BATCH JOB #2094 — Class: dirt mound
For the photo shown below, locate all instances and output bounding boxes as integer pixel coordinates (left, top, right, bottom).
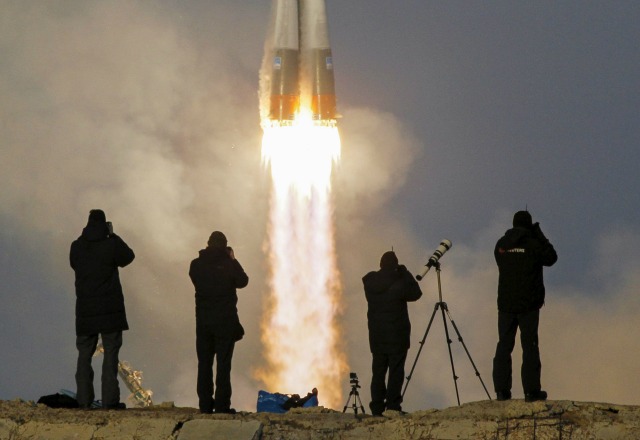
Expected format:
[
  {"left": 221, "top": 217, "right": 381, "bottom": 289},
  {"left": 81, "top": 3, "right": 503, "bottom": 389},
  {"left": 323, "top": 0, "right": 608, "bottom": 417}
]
[{"left": 2, "top": 398, "right": 639, "bottom": 439}]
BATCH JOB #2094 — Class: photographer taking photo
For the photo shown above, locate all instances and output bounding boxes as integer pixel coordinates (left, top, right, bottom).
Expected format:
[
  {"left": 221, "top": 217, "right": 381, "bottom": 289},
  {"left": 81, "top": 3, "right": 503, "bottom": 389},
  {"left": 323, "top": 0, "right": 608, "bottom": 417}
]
[
  {"left": 363, "top": 250, "right": 422, "bottom": 415},
  {"left": 70, "top": 209, "right": 135, "bottom": 410},
  {"left": 492, "top": 210, "right": 557, "bottom": 403},
  {"left": 189, "top": 231, "right": 249, "bottom": 414}
]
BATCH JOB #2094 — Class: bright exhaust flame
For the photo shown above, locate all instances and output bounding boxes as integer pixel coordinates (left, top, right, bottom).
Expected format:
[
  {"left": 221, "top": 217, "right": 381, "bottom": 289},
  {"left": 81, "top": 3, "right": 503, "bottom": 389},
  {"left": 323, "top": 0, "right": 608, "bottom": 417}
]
[{"left": 259, "top": 109, "right": 346, "bottom": 408}]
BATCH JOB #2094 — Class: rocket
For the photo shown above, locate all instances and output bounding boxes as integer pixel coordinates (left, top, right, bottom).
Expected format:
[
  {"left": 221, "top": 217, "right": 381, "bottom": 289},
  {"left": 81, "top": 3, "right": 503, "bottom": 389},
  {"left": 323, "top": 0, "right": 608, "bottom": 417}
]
[{"left": 269, "top": 0, "right": 337, "bottom": 121}]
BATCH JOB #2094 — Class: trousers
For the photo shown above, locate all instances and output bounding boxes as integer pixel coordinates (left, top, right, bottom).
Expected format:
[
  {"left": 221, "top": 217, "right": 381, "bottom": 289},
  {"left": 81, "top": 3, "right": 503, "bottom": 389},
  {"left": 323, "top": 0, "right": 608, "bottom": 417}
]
[
  {"left": 196, "top": 326, "right": 236, "bottom": 413},
  {"left": 492, "top": 308, "right": 542, "bottom": 394},
  {"left": 370, "top": 351, "right": 407, "bottom": 415},
  {"left": 76, "top": 331, "right": 122, "bottom": 408}
]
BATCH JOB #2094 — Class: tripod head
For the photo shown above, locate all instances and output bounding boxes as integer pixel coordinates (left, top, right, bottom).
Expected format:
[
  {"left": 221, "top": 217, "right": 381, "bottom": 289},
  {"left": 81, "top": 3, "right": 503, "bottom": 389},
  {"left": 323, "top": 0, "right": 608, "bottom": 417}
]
[{"left": 349, "top": 372, "right": 361, "bottom": 389}]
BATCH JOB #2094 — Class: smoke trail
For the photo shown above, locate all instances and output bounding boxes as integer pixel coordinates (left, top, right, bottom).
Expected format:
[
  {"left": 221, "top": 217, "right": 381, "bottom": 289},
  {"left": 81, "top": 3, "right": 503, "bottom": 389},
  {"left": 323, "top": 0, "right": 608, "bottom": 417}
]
[{"left": 258, "top": 118, "right": 346, "bottom": 407}]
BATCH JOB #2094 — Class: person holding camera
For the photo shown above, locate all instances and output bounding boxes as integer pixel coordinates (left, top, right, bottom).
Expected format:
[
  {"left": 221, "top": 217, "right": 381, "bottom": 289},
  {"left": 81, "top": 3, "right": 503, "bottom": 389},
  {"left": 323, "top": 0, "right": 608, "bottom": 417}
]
[
  {"left": 363, "top": 250, "right": 422, "bottom": 415},
  {"left": 492, "top": 210, "right": 557, "bottom": 402},
  {"left": 189, "top": 231, "right": 249, "bottom": 414},
  {"left": 70, "top": 209, "right": 135, "bottom": 409}
]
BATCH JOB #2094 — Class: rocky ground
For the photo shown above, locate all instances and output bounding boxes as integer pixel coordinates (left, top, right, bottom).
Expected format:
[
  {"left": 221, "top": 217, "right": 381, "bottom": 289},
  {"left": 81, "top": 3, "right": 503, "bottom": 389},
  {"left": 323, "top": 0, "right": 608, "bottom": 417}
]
[{"left": 1, "top": 398, "right": 640, "bottom": 439}]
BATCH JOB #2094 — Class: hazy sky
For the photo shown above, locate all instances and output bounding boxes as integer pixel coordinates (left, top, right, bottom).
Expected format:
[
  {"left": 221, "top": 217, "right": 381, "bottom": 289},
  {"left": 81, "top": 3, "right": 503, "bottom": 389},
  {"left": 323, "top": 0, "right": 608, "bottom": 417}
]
[{"left": 1, "top": 1, "right": 639, "bottom": 411}]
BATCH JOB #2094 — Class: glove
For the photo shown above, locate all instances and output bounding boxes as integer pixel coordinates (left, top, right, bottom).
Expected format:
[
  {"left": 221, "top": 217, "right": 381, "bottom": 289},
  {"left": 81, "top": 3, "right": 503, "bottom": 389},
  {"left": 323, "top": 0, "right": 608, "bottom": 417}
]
[{"left": 531, "top": 222, "right": 549, "bottom": 243}]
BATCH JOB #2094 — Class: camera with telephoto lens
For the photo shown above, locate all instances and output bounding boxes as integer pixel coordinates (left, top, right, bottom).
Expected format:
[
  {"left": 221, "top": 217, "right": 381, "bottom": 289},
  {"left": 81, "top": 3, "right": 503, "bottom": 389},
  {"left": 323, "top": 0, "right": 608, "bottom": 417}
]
[{"left": 416, "top": 239, "right": 452, "bottom": 280}]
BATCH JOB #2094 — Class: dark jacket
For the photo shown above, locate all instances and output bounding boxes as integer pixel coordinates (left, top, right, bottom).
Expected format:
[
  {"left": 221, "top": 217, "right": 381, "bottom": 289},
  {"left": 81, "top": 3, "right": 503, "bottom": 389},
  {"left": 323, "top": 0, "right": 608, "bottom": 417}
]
[
  {"left": 363, "top": 265, "right": 423, "bottom": 354},
  {"left": 189, "top": 247, "right": 249, "bottom": 342},
  {"left": 494, "top": 226, "right": 558, "bottom": 313},
  {"left": 70, "top": 221, "right": 135, "bottom": 336}
]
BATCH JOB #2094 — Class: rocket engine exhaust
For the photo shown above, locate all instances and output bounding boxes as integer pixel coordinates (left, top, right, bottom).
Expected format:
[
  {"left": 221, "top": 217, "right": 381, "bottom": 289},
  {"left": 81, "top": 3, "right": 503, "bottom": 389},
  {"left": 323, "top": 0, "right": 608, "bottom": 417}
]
[{"left": 259, "top": 0, "right": 346, "bottom": 408}]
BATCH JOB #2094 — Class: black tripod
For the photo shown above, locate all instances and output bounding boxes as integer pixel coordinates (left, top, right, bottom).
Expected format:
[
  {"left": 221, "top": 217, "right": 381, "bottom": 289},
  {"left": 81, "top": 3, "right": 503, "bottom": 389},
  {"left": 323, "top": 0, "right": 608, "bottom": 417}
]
[
  {"left": 343, "top": 375, "right": 366, "bottom": 415},
  {"left": 402, "top": 262, "right": 491, "bottom": 405}
]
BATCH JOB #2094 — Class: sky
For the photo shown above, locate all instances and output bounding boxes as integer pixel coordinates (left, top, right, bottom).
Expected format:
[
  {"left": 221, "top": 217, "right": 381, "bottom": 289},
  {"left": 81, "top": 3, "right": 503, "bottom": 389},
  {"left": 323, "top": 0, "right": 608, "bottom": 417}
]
[{"left": 1, "top": 0, "right": 639, "bottom": 412}]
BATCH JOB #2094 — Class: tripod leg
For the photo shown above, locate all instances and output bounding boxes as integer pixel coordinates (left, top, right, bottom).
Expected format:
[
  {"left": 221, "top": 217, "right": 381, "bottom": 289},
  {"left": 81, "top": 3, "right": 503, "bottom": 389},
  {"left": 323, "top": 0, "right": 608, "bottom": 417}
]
[
  {"left": 440, "top": 302, "right": 461, "bottom": 406},
  {"left": 402, "top": 302, "right": 440, "bottom": 398},
  {"left": 355, "top": 393, "right": 366, "bottom": 414},
  {"left": 344, "top": 387, "right": 367, "bottom": 415},
  {"left": 445, "top": 308, "right": 492, "bottom": 400},
  {"left": 342, "top": 389, "right": 355, "bottom": 413}
]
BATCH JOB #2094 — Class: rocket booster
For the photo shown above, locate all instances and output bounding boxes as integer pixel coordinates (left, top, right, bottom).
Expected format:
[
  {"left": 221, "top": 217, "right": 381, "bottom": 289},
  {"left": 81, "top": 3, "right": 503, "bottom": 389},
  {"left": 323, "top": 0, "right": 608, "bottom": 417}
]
[
  {"left": 269, "top": 0, "right": 299, "bottom": 121},
  {"left": 269, "top": 0, "right": 337, "bottom": 121}
]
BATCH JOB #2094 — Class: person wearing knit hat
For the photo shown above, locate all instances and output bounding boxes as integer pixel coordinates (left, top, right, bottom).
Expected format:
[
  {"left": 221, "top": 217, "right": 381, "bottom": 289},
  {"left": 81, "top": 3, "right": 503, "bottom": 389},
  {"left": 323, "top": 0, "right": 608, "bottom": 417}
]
[
  {"left": 379, "top": 251, "right": 399, "bottom": 270},
  {"left": 362, "top": 250, "right": 422, "bottom": 416},
  {"left": 512, "top": 210, "right": 533, "bottom": 229},
  {"left": 88, "top": 209, "right": 106, "bottom": 223},
  {"left": 70, "top": 209, "right": 135, "bottom": 409},
  {"left": 207, "top": 231, "right": 227, "bottom": 249},
  {"left": 189, "top": 231, "right": 249, "bottom": 414},
  {"left": 493, "top": 210, "right": 557, "bottom": 403}
]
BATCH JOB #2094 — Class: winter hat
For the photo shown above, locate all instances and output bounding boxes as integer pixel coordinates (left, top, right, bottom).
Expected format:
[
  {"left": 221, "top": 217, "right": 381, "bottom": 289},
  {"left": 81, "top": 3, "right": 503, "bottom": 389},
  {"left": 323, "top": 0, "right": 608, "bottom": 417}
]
[
  {"left": 380, "top": 251, "right": 399, "bottom": 269},
  {"left": 513, "top": 210, "right": 533, "bottom": 228},
  {"left": 208, "top": 231, "right": 228, "bottom": 249},
  {"left": 88, "top": 209, "right": 106, "bottom": 223}
]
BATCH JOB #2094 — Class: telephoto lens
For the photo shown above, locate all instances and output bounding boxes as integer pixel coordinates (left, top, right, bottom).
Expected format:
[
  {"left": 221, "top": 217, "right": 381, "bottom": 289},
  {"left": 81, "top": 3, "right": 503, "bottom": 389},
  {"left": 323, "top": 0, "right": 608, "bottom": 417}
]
[
  {"left": 429, "top": 240, "right": 452, "bottom": 265},
  {"left": 417, "top": 239, "right": 452, "bottom": 280}
]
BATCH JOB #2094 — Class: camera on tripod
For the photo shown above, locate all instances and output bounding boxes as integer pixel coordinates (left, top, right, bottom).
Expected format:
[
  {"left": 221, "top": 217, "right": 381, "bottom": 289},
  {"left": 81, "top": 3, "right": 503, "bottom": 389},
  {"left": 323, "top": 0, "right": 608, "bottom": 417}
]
[
  {"left": 403, "top": 238, "right": 492, "bottom": 405},
  {"left": 344, "top": 372, "right": 365, "bottom": 415}
]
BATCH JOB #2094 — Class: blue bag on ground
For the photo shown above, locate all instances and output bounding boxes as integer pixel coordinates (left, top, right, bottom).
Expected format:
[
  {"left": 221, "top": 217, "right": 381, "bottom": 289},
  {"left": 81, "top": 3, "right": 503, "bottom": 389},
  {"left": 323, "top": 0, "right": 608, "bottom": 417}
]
[
  {"left": 304, "top": 395, "right": 318, "bottom": 407},
  {"left": 257, "top": 390, "right": 289, "bottom": 413},
  {"left": 257, "top": 390, "right": 319, "bottom": 413}
]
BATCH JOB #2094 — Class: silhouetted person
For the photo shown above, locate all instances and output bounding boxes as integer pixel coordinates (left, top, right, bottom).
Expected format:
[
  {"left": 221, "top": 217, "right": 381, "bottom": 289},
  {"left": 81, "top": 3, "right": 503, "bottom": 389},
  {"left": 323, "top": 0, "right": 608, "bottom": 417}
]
[
  {"left": 493, "top": 210, "right": 557, "bottom": 402},
  {"left": 70, "top": 209, "right": 135, "bottom": 409},
  {"left": 363, "top": 251, "right": 422, "bottom": 415},
  {"left": 189, "top": 231, "right": 248, "bottom": 414}
]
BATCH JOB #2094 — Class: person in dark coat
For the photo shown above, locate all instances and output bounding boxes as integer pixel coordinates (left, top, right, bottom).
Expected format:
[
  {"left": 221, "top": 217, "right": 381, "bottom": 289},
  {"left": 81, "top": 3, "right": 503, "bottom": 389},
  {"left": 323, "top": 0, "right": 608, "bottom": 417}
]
[
  {"left": 493, "top": 210, "right": 557, "bottom": 402},
  {"left": 363, "top": 251, "right": 422, "bottom": 415},
  {"left": 69, "top": 209, "right": 135, "bottom": 409},
  {"left": 189, "top": 231, "right": 249, "bottom": 414}
]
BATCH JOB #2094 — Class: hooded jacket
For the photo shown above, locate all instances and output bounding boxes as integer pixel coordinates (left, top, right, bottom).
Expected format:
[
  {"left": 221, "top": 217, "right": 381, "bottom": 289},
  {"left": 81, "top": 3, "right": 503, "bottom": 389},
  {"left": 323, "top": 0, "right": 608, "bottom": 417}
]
[
  {"left": 494, "top": 226, "right": 557, "bottom": 313},
  {"left": 363, "top": 265, "right": 422, "bottom": 353},
  {"left": 70, "top": 220, "right": 135, "bottom": 336},
  {"left": 189, "top": 246, "right": 249, "bottom": 342}
]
